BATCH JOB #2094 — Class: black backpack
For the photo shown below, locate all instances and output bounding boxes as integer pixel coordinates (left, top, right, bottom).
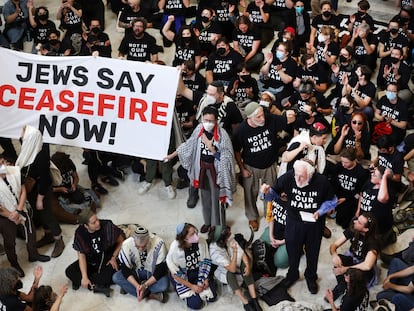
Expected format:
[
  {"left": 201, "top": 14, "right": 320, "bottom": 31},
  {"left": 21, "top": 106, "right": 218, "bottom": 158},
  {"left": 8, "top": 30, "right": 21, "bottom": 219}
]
[{"left": 252, "top": 239, "right": 276, "bottom": 277}]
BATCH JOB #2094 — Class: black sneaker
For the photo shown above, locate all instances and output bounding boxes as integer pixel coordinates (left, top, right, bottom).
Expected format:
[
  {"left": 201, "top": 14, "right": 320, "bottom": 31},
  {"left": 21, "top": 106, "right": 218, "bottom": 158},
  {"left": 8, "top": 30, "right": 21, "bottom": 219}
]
[
  {"left": 281, "top": 277, "right": 298, "bottom": 288},
  {"left": 187, "top": 186, "right": 199, "bottom": 208},
  {"left": 92, "top": 183, "right": 108, "bottom": 195},
  {"left": 176, "top": 179, "right": 189, "bottom": 189},
  {"left": 12, "top": 264, "right": 25, "bottom": 278},
  {"left": 102, "top": 176, "right": 119, "bottom": 186},
  {"left": 306, "top": 278, "right": 319, "bottom": 294},
  {"left": 36, "top": 233, "right": 55, "bottom": 248},
  {"left": 29, "top": 254, "right": 51, "bottom": 262}
]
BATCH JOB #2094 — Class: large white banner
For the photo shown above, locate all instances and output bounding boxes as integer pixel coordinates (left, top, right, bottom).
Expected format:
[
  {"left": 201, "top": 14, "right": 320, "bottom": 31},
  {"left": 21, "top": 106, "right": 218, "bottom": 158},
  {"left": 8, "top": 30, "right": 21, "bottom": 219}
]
[{"left": 0, "top": 47, "right": 180, "bottom": 160}]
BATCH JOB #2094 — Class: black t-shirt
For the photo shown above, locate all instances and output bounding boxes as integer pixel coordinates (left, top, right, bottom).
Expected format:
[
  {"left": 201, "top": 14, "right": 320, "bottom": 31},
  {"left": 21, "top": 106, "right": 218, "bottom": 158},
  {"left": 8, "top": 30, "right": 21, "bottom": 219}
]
[
  {"left": 349, "top": 12, "right": 374, "bottom": 31},
  {"left": 232, "top": 27, "right": 261, "bottom": 54},
  {"left": 184, "top": 243, "right": 200, "bottom": 271},
  {"left": 273, "top": 170, "right": 335, "bottom": 220},
  {"left": 246, "top": 2, "right": 272, "bottom": 29},
  {"left": 377, "top": 57, "right": 411, "bottom": 91},
  {"left": 288, "top": 92, "right": 329, "bottom": 111},
  {"left": 118, "top": 6, "right": 151, "bottom": 36},
  {"left": 327, "top": 128, "right": 371, "bottom": 159},
  {"left": 379, "top": 32, "right": 409, "bottom": 53},
  {"left": 61, "top": 1, "right": 83, "bottom": 34},
  {"left": 163, "top": 0, "right": 186, "bottom": 16},
  {"left": 293, "top": 113, "right": 330, "bottom": 134},
  {"left": 376, "top": 96, "right": 408, "bottom": 144},
  {"left": 265, "top": 57, "right": 297, "bottom": 90},
  {"left": 311, "top": 14, "right": 341, "bottom": 39},
  {"left": 271, "top": 198, "right": 287, "bottom": 240},
  {"left": 378, "top": 151, "right": 405, "bottom": 192},
  {"left": 183, "top": 72, "right": 206, "bottom": 94},
  {"left": 295, "top": 66, "right": 329, "bottom": 89},
  {"left": 353, "top": 33, "right": 378, "bottom": 69},
  {"left": 344, "top": 227, "right": 380, "bottom": 261},
  {"left": 341, "top": 290, "right": 369, "bottom": 311},
  {"left": 360, "top": 181, "right": 394, "bottom": 234},
  {"left": 315, "top": 41, "right": 339, "bottom": 67},
  {"left": 348, "top": 77, "right": 376, "bottom": 107},
  {"left": 193, "top": 21, "right": 222, "bottom": 55},
  {"left": 173, "top": 41, "right": 201, "bottom": 67},
  {"left": 206, "top": 49, "right": 244, "bottom": 83},
  {"left": 176, "top": 100, "right": 196, "bottom": 134},
  {"left": 227, "top": 76, "right": 259, "bottom": 103},
  {"left": 118, "top": 32, "right": 158, "bottom": 62},
  {"left": 234, "top": 114, "right": 288, "bottom": 169},
  {"left": 32, "top": 20, "right": 56, "bottom": 44},
  {"left": 200, "top": 130, "right": 216, "bottom": 163},
  {"left": 334, "top": 162, "right": 369, "bottom": 199},
  {"left": 0, "top": 294, "right": 26, "bottom": 311}
]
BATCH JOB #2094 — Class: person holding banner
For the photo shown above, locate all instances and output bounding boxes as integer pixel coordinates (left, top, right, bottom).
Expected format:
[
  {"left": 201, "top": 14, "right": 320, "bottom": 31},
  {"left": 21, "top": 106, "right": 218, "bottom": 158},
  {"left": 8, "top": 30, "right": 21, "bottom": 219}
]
[
  {"left": 15, "top": 125, "right": 65, "bottom": 259},
  {"left": 165, "top": 106, "right": 236, "bottom": 233}
]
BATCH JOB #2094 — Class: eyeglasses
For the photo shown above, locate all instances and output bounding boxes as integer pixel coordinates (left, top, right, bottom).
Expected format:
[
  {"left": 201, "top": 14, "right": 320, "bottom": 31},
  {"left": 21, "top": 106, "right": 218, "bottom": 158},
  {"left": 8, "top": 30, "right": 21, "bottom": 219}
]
[{"left": 352, "top": 120, "right": 363, "bottom": 125}]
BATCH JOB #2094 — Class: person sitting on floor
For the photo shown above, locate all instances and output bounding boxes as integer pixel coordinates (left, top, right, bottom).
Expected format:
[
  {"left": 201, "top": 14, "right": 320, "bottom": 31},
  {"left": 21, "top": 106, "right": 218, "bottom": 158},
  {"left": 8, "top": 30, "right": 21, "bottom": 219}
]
[
  {"left": 65, "top": 210, "right": 125, "bottom": 296},
  {"left": 208, "top": 225, "right": 262, "bottom": 311},
  {"left": 112, "top": 225, "right": 168, "bottom": 303}
]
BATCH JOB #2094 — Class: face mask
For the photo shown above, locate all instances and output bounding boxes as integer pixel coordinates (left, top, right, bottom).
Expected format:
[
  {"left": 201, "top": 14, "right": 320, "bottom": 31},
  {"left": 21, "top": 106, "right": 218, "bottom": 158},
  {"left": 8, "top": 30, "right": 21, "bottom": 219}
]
[
  {"left": 49, "top": 39, "right": 60, "bottom": 46},
  {"left": 187, "top": 233, "right": 199, "bottom": 244},
  {"left": 259, "top": 100, "right": 270, "bottom": 107},
  {"left": 322, "top": 11, "right": 331, "bottom": 18},
  {"left": 386, "top": 91, "right": 397, "bottom": 101},
  {"left": 401, "top": 17, "right": 409, "bottom": 24},
  {"left": 282, "top": 37, "right": 288, "bottom": 42},
  {"left": 205, "top": 94, "right": 216, "bottom": 105},
  {"left": 339, "top": 105, "right": 351, "bottom": 113},
  {"left": 203, "top": 121, "right": 215, "bottom": 132},
  {"left": 339, "top": 55, "right": 347, "bottom": 63},
  {"left": 295, "top": 6, "right": 304, "bottom": 14},
  {"left": 317, "top": 34, "right": 326, "bottom": 43},
  {"left": 276, "top": 51, "right": 284, "bottom": 60},
  {"left": 0, "top": 164, "right": 7, "bottom": 174},
  {"left": 182, "top": 37, "right": 191, "bottom": 44},
  {"left": 91, "top": 27, "right": 100, "bottom": 35},
  {"left": 38, "top": 14, "right": 48, "bottom": 21},
  {"left": 201, "top": 16, "right": 209, "bottom": 23},
  {"left": 239, "top": 74, "right": 250, "bottom": 80},
  {"left": 300, "top": 111, "right": 312, "bottom": 120},
  {"left": 15, "top": 280, "right": 23, "bottom": 290},
  {"left": 390, "top": 57, "right": 399, "bottom": 64},
  {"left": 217, "top": 47, "right": 226, "bottom": 56},
  {"left": 390, "top": 28, "right": 399, "bottom": 35},
  {"left": 308, "top": 63, "right": 318, "bottom": 72}
]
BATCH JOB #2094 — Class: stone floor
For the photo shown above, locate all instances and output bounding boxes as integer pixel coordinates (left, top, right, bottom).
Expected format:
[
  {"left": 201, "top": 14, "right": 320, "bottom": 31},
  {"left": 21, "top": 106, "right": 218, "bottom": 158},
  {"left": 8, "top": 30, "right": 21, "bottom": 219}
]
[{"left": 1, "top": 0, "right": 413, "bottom": 309}]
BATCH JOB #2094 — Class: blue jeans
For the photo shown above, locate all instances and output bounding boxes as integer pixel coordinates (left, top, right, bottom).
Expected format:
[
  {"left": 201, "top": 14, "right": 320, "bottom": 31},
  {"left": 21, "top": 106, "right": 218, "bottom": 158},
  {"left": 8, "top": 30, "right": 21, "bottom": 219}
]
[
  {"left": 377, "top": 258, "right": 414, "bottom": 311},
  {"left": 112, "top": 270, "right": 169, "bottom": 296}
]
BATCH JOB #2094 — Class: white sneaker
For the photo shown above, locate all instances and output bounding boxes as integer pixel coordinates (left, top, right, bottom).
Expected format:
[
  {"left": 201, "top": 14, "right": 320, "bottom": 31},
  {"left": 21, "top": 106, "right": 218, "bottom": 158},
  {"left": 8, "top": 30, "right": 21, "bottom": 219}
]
[
  {"left": 137, "top": 181, "right": 152, "bottom": 194},
  {"left": 166, "top": 185, "right": 176, "bottom": 199}
]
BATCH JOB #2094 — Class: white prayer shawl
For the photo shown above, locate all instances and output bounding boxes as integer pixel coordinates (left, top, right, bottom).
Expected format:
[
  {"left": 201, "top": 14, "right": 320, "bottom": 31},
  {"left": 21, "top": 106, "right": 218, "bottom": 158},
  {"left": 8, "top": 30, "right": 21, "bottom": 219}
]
[
  {"left": 0, "top": 166, "right": 22, "bottom": 212},
  {"left": 118, "top": 235, "right": 167, "bottom": 274},
  {"left": 195, "top": 95, "right": 234, "bottom": 122},
  {"left": 278, "top": 130, "right": 326, "bottom": 178},
  {"left": 15, "top": 125, "right": 43, "bottom": 169},
  {"left": 166, "top": 238, "right": 210, "bottom": 276}
]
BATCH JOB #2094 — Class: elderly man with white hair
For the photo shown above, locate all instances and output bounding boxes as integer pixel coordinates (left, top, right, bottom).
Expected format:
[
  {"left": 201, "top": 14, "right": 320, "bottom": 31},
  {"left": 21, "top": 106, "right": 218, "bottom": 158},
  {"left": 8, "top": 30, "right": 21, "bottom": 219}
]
[
  {"left": 233, "top": 102, "right": 295, "bottom": 231},
  {"left": 261, "top": 159, "right": 337, "bottom": 294},
  {"left": 112, "top": 225, "right": 169, "bottom": 303}
]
